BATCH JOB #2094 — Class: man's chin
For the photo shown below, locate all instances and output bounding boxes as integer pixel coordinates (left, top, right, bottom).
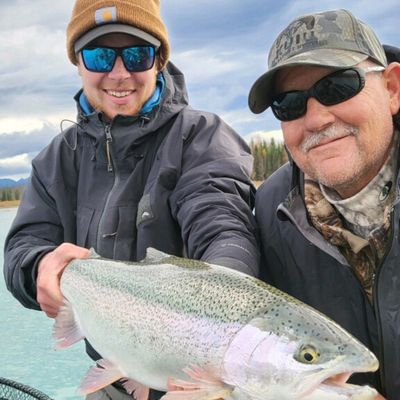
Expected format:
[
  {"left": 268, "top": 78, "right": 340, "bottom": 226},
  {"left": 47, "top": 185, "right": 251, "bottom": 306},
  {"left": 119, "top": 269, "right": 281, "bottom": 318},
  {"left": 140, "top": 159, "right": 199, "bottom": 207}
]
[{"left": 100, "top": 104, "right": 142, "bottom": 119}]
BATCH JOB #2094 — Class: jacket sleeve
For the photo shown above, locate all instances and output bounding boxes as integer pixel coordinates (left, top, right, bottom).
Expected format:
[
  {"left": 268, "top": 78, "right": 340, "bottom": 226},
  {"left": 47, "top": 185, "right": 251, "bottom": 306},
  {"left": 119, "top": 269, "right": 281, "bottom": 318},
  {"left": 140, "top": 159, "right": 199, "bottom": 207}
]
[
  {"left": 3, "top": 133, "right": 79, "bottom": 309},
  {"left": 169, "top": 111, "right": 260, "bottom": 277}
]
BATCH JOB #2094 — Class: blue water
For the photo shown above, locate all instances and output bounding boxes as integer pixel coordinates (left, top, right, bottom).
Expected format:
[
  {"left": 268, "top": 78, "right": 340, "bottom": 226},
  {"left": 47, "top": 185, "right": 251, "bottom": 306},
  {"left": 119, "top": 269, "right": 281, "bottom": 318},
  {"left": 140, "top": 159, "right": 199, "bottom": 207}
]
[{"left": 0, "top": 207, "right": 89, "bottom": 399}]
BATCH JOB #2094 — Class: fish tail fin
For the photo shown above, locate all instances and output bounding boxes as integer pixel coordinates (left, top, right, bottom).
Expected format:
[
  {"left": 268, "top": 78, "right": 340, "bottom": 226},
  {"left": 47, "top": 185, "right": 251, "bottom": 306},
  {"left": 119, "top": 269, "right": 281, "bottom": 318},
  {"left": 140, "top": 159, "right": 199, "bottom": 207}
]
[
  {"left": 163, "top": 365, "right": 233, "bottom": 400},
  {"left": 51, "top": 299, "right": 85, "bottom": 350}
]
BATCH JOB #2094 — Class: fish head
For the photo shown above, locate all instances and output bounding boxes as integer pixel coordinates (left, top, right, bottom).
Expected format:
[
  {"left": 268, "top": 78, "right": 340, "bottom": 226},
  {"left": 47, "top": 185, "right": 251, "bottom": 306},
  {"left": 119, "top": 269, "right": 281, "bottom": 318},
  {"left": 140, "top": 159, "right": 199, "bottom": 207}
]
[{"left": 223, "top": 304, "right": 379, "bottom": 400}]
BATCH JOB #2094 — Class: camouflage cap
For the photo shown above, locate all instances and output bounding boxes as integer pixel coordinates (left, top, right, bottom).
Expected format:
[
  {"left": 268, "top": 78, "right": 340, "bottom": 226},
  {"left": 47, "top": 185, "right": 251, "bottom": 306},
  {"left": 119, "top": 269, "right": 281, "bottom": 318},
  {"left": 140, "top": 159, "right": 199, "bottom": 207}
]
[{"left": 248, "top": 9, "right": 388, "bottom": 114}]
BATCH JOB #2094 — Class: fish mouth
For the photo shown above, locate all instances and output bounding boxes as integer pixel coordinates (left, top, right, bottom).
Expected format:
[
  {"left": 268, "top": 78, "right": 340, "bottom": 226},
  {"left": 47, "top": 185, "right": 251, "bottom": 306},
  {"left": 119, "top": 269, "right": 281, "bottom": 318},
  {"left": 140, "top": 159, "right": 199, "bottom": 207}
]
[{"left": 312, "top": 373, "right": 378, "bottom": 399}]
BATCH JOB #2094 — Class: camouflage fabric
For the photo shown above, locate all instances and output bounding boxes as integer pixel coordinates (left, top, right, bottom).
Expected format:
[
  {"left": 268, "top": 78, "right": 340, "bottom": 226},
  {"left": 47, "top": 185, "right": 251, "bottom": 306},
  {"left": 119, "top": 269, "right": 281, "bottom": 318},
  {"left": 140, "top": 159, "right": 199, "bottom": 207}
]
[
  {"left": 321, "top": 132, "right": 400, "bottom": 239},
  {"left": 304, "top": 179, "right": 393, "bottom": 305},
  {"left": 268, "top": 9, "right": 387, "bottom": 70},
  {"left": 249, "top": 9, "right": 387, "bottom": 114},
  {"left": 304, "top": 132, "right": 400, "bottom": 304}
]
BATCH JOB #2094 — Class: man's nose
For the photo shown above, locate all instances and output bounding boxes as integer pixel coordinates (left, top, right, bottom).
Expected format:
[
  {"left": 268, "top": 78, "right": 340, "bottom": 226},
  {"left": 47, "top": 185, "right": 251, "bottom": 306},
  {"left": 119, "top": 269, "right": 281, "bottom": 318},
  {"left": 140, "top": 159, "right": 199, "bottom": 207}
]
[
  {"left": 108, "top": 56, "right": 131, "bottom": 80},
  {"left": 302, "top": 97, "right": 336, "bottom": 131}
]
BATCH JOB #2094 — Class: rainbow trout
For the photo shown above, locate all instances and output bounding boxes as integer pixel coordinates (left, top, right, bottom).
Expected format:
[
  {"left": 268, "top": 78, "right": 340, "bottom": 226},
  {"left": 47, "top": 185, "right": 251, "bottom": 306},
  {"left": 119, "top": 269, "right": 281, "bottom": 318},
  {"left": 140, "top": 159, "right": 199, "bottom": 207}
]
[{"left": 52, "top": 248, "right": 379, "bottom": 400}]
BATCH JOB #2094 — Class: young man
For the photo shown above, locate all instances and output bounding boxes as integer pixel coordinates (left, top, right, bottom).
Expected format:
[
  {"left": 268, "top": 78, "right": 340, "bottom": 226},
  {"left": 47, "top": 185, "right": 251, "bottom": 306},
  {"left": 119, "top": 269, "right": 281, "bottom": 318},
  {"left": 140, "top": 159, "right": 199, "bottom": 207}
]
[
  {"left": 4, "top": 1, "right": 259, "bottom": 399},
  {"left": 249, "top": 9, "right": 400, "bottom": 400}
]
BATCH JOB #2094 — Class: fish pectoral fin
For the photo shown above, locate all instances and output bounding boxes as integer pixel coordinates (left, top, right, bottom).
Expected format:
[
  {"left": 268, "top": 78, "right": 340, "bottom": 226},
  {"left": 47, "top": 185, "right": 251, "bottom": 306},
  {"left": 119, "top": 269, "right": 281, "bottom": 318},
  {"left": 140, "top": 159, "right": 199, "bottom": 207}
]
[
  {"left": 122, "top": 379, "right": 150, "bottom": 400},
  {"left": 162, "top": 365, "right": 233, "bottom": 400},
  {"left": 51, "top": 299, "right": 85, "bottom": 350},
  {"left": 76, "top": 358, "right": 124, "bottom": 395}
]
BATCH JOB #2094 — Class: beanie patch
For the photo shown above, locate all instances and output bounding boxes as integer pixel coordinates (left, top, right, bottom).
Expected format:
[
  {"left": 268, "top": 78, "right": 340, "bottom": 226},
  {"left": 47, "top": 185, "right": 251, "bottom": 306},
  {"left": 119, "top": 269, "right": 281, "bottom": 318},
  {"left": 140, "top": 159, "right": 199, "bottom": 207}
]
[{"left": 95, "top": 7, "right": 117, "bottom": 24}]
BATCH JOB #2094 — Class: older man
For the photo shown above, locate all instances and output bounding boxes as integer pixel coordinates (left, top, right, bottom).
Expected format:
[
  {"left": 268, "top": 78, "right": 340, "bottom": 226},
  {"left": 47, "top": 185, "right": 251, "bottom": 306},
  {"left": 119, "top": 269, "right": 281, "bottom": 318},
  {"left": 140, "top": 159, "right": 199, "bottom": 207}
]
[
  {"left": 249, "top": 9, "right": 400, "bottom": 400},
  {"left": 4, "top": 0, "right": 259, "bottom": 399}
]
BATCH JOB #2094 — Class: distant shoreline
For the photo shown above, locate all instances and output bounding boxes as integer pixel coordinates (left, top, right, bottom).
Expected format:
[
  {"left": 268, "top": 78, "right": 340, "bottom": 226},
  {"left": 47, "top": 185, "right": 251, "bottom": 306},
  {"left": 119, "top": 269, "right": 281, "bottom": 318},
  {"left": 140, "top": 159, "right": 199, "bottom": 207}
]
[{"left": 0, "top": 200, "right": 20, "bottom": 208}]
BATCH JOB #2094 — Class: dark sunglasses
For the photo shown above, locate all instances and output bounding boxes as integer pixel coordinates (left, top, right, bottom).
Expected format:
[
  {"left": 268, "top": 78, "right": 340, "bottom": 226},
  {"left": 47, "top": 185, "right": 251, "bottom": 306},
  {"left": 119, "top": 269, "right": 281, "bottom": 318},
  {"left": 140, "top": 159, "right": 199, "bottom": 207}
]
[
  {"left": 271, "top": 66, "right": 385, "bottom": 122},
  {"left": 81, "top": 45, "right": 158, "bottom": 73}
]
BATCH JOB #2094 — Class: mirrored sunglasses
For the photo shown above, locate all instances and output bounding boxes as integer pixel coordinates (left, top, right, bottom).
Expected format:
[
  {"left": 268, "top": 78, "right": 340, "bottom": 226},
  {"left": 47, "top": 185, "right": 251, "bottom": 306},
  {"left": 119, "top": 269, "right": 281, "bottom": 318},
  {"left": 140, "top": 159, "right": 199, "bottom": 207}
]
[
  {"left": 271, "top": 66, "right": 385, "bottom": 122},
  {"left": 81, "top": 45, "right": 157, "bottom": 73}
]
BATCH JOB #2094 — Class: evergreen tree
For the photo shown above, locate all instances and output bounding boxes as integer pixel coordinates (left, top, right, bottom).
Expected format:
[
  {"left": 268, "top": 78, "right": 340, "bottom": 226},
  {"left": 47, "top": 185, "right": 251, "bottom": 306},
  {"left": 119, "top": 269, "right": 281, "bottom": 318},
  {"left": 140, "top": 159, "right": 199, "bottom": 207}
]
[{"left": 250, "top": 138, "right": 288, "bottom": 182}]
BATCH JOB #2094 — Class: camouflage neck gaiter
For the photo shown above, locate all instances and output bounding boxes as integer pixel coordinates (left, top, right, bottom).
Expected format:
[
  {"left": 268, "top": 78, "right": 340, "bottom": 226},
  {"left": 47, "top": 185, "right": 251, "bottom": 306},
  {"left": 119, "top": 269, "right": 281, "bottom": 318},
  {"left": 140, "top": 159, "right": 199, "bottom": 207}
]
[
  {"left": 304, "top": 130, "right": 399, "bottom": 304},
  {"left": 321, "top": 131, "right": 400, "bottom": 239}
]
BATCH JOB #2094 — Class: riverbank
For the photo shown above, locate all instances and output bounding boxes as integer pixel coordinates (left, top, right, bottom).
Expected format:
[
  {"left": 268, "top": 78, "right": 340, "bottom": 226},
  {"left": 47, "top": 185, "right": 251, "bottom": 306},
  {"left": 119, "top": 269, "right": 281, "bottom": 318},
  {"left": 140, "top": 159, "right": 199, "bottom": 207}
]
[{"left": 0, "top": 200, "right": 20, "bottom": 208}]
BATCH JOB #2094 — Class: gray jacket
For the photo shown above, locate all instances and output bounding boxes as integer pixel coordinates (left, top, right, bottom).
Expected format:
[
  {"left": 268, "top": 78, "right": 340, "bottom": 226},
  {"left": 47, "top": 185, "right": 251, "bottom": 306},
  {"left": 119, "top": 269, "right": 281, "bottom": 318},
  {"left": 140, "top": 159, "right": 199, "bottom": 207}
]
[
  {"left": 255, "top": 161, "right": 400, "bottom": 400},
  {"left": 4, "top": 61, "right": 259, "bottom": 314}
]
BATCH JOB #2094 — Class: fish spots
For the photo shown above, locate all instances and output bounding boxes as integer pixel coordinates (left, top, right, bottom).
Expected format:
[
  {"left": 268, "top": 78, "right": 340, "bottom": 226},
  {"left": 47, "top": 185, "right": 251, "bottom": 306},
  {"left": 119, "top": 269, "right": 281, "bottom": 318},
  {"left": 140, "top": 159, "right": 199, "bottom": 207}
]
[{"left": 168, "top": 256, "right": 211, "bottom": 270}]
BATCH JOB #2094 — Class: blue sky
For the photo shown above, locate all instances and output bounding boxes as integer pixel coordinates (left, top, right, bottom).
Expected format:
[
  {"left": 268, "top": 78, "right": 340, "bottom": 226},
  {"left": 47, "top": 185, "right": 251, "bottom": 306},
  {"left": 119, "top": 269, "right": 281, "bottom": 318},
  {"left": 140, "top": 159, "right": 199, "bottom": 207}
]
[{"left": 0, "top": 0, "right": 398, "bottom": 179}]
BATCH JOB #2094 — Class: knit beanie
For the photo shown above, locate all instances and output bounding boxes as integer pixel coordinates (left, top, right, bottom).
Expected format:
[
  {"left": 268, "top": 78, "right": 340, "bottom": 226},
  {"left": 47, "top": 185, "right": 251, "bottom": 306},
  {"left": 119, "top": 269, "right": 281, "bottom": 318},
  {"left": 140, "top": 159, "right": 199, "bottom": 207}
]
[{"left": 67, "top": 0, "right": 170, "bottom": 70}]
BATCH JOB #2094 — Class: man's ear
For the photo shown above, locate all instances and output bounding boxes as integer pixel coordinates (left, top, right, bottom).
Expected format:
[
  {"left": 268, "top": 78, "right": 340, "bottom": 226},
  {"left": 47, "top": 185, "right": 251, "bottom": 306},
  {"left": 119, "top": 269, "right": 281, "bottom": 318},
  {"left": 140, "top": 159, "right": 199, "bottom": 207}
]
[{"left": 384, "top": 62, "right": 400, "bottom": 116}]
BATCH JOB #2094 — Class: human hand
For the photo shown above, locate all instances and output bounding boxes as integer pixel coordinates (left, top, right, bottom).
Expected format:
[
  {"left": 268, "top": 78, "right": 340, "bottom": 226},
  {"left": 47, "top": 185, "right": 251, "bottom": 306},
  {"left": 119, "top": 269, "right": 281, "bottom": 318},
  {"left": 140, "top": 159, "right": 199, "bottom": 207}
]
[
  {"left": 37, "top": 243, "right": 89, "bottom": 318},
  {"left": 373, "top": 394, "right": 387, "bottom": 400}
]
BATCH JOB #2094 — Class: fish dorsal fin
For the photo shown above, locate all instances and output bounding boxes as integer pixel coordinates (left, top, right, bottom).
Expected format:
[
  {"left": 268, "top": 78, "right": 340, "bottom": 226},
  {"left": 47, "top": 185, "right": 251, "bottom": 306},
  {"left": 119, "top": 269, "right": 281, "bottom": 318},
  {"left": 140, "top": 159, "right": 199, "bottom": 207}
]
[
  {"left": 144, "top": 247, "right": 171, "bottom": 263},
  {"left": 89, "top": 248, "right": 101, "bottom": 259}
]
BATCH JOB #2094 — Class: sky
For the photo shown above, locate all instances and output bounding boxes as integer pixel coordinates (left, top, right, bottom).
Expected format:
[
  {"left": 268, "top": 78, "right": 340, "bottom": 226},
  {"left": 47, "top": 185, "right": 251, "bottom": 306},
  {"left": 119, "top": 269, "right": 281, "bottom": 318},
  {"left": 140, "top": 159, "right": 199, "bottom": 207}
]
[{"left": 0, "top": 0, "right": 398, "bottom": 180}]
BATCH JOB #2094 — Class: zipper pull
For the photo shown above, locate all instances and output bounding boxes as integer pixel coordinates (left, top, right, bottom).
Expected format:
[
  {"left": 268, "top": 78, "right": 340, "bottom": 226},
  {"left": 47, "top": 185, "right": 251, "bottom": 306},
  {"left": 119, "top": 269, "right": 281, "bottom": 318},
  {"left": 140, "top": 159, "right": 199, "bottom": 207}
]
[{"left": 105, "top": 124, "right": 113, "bottom": 172}]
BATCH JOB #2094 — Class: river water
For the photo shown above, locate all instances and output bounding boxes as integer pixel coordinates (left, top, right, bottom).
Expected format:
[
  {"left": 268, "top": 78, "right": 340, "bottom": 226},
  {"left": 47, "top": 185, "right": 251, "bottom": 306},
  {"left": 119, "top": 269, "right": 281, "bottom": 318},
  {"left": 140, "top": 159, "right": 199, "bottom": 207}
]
[{"left": 0, "top": 207, "right": 88, "bottom": 399}]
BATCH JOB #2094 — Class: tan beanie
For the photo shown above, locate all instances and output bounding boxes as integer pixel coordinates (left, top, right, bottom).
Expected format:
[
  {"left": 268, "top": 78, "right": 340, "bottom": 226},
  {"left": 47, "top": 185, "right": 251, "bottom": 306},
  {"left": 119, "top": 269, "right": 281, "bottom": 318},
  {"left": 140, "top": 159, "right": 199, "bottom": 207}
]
[{"left": 67, "top": 0, "right": 170, "bottom": 70}]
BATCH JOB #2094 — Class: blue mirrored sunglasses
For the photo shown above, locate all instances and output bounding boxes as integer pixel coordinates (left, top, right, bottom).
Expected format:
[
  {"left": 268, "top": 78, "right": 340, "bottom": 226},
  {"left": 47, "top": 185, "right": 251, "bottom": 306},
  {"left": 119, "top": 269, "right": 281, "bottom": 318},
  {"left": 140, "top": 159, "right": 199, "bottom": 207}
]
[
  {"left": 271, "top": 66, "right": 385, "bottom": 122},
  {"left": 81, "top": 45, "right": 157, "bottom": 73}
]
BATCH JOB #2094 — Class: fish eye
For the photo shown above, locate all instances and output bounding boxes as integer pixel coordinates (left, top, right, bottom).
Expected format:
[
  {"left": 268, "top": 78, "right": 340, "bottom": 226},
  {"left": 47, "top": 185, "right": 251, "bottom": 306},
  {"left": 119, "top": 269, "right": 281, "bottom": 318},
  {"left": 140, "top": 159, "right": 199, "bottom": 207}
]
[{"left": 295, "top": 344, "right": 321, "bottom": 364}]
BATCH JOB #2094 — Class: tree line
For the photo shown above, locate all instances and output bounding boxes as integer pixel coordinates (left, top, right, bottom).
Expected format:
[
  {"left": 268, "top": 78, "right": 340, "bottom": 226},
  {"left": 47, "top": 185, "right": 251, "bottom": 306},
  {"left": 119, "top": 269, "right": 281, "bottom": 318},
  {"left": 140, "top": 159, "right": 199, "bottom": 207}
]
[
  {"left": 249, "top": 138, "right": 289, "bottom": 182},
  {"left": 1, "top": 186, "right": 26, "bottom": 202}
]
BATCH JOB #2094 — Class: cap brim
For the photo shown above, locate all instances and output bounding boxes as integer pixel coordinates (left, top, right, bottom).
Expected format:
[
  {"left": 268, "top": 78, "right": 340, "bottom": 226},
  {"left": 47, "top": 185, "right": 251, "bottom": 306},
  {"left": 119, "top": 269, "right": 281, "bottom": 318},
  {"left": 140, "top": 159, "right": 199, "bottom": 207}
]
[
  {"left": 74, "top": 24, "right": 161, "bottom": 53},
  {"left": 248, "top": 48, "right": 369, "bottom": 114}
]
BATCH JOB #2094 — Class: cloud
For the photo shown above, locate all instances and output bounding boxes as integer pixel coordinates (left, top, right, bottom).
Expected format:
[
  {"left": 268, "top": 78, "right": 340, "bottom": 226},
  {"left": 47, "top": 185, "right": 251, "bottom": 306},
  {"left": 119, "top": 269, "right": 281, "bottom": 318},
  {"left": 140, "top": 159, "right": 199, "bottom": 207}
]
[
  {"left": 0, "top": 153, "right": 33, "bottom": 178},
  {"left": 0, "top": 124, "right": 58, "bottom": 159},
  {"left": 243, "top": 130, "right": 284, "bottom": 144}
]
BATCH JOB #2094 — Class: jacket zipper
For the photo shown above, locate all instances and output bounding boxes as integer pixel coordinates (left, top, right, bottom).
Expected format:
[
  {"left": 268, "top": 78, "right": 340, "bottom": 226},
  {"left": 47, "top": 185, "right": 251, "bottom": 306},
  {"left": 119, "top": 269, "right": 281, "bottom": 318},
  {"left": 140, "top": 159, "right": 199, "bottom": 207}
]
[
  {"left": 371, "top": 205, "right": 396, "bottom": 398},
  {"left": 96, "top": 123, "right": 121, "bottom": 254}
]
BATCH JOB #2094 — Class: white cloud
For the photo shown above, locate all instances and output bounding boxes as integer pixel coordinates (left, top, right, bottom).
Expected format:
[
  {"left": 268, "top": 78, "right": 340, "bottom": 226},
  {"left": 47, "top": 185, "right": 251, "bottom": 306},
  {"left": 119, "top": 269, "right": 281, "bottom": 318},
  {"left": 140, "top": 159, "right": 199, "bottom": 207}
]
[
  {"left": 0, "top": 120, "right": 46, "bottom": 135},
  {"left": 243, "top": 130, "right": 284, "bottom": 144},
  {"left": 0, "top": 153, "right": 33, "bottom": 178}
]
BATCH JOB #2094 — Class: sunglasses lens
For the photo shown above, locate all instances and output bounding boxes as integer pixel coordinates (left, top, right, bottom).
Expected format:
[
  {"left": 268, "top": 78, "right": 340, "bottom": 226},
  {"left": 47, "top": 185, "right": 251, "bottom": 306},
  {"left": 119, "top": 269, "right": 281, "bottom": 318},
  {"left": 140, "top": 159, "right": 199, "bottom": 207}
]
[
  {"left": 82, "top": 48, "right": 115, "bottom": 72},
  {"left": 271, "top": 69, "right": 363, "bottom": 121},
  {"left": 122, "top": 46, "right": 155, "bottom": 72},
  {"left": 315, "top": 69, "right": 362, "bottom": 105},
  {"left": 271, "top": 92, "right": 307, "bottom": 121}
]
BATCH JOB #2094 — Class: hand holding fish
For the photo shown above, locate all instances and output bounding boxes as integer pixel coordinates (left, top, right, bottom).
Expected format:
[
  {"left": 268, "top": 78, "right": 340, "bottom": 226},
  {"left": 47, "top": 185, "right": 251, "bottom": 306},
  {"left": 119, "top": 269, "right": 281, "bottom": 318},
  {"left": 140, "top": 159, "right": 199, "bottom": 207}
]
[{"left": 37, "top": 243, "right": 89, "bottom": 318}]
